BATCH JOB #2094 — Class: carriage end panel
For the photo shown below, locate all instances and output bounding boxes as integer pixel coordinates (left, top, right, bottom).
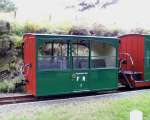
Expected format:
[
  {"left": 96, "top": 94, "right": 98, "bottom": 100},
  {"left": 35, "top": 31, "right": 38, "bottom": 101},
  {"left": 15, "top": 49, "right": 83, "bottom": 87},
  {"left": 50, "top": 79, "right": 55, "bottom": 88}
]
[
  {"left": 23, "top": 34, "right": 36, "bottom": 96},
  {"left": 119, "top": 34, "right": 144, "bottom": 78}
]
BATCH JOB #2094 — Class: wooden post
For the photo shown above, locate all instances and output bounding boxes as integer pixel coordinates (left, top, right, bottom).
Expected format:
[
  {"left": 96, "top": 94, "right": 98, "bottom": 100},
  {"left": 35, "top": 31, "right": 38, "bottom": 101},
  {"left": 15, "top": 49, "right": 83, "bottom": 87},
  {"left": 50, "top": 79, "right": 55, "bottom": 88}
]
[{"left": 130, "top": 110, "right": 143, "bottom": 120}]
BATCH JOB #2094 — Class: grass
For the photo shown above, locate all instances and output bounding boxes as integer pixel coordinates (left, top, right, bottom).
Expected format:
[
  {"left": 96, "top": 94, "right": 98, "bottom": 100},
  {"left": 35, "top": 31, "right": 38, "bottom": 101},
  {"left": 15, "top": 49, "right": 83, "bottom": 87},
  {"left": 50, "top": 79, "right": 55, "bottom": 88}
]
[{"left": 1, "top": 91, "right": 150, "bottom": 120}]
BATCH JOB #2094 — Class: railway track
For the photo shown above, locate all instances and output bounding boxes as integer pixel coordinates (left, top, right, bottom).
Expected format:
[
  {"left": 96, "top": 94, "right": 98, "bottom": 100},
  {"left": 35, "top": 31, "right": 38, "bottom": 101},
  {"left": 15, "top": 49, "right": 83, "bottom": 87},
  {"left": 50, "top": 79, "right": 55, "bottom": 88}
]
[
  {"left": 0, "top": 95, "right": 36, "bottom": 105},
  {"left": 0, "top": 87, "right": 149, "bottom": 106}
]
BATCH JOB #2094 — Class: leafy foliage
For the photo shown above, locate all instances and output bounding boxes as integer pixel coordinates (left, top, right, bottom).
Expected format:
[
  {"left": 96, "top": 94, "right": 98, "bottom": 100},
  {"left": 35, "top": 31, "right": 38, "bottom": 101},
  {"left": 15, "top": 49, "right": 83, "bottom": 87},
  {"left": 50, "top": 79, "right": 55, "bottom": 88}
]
[
  {"left": 0, "top": 76, "right": 23, "bottom": 92},
  {"left": 24, "top": 21, "right": 40, "bottom": 33},
  {"left": 130, "top": 28, "right": 149, "bottom": 34},
  {"left": 69, "top": 26, "right": 91, "bottom": 35},
  {"left": 24, "top": 21, "right": 52, "bottom": 33},
  {"left": 66, "top": 0, "right": 119, "bottom": 12},
  {"left": 10, "top": 34, "right": 22, "bottom": 48},
  {"left": 0, "top": 0, "right": 17, "bottom": 12},
  {"left": 68, "top": 24, "right": 122, "bottom": 36},
  {"left": 0, "top": 20, "right": 10, "bottom": 33},
  {"left": 11, "top": 22, "right": 24, "bottom": 36}
]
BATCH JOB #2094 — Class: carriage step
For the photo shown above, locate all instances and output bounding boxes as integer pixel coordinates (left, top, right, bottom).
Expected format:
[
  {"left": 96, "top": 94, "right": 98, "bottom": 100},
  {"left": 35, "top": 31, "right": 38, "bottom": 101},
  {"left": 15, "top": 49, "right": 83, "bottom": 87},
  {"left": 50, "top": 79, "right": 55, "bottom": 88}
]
[
  {"left": 121, "top": 70, "right": 142, "bottom": 75},
  {"left": 134, "top": 80, "right": 150, "bottom": 88},
  {"left": 121, "top": 70, "right": 143, "bottom": 81}
]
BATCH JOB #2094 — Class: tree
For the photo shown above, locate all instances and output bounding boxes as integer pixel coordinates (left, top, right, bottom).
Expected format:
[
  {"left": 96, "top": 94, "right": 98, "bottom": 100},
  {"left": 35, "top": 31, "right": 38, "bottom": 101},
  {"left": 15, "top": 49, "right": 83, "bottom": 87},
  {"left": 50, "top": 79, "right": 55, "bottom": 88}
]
[
  {"left": 0, "top": 0, "right": 17, "bottom": 12},
  {"left": 65, "top": 0, "right": 119, "bottom": 12}
]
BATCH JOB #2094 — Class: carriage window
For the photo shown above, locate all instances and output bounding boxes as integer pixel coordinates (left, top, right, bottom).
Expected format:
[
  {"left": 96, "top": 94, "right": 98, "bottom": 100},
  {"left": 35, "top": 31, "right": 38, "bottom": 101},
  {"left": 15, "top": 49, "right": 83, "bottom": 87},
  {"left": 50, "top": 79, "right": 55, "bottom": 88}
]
[
  {"left": 145, "top": 49, "right": 150, "bottom": 67},
  {"left": 72, "top": 40, "right": 89, "bottom": 69},
  {"left": 38, "top": 41, "right": 68, "bottom": 70},
  {"left": 91, "top": 41, "right": 116, "bottom": 69}
]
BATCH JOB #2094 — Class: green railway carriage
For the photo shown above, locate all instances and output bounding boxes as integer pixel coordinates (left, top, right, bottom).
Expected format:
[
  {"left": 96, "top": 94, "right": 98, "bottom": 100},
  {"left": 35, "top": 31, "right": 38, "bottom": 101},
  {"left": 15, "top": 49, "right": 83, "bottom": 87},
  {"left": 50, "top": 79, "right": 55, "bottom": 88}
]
[{"left": 23, "top": 34, "right": 118, "bottom": 96}]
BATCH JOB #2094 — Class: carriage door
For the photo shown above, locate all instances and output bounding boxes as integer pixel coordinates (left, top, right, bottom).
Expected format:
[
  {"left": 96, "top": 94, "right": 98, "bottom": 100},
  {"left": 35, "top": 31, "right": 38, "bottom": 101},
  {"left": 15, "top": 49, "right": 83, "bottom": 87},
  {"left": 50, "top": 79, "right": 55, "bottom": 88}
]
[
  {"left": 144, "top": 37, "right": 150, "bottom": 81},
  {"left": 71, "top": 40, "right": 89, "bottom": 91}
]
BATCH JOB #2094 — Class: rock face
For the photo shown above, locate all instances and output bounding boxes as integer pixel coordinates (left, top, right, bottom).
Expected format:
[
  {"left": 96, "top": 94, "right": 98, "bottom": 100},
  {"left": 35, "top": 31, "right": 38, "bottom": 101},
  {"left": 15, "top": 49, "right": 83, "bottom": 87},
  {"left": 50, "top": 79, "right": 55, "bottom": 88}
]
[
  {"left": 0, "top": 20, "right": 15, "bottom": 80},
  {"left": 0, "top": 34, "right": 12, "bottom": 57},
  {"left": 0, "top": 20, "right": 10, "bottom": 33},
  {"left": 0, "top": 20, "right": 12, "bottom": 57}
]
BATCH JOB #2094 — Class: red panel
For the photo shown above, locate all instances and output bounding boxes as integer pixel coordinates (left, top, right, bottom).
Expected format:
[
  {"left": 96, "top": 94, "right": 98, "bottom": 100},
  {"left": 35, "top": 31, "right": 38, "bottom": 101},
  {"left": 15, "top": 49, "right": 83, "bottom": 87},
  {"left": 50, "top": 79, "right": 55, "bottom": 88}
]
[
  {"left": 23, "top": 34, "right": 36, "bottom": 96},
  {"left": 119, "top": 34, "right": 144, "bottom": 79}
]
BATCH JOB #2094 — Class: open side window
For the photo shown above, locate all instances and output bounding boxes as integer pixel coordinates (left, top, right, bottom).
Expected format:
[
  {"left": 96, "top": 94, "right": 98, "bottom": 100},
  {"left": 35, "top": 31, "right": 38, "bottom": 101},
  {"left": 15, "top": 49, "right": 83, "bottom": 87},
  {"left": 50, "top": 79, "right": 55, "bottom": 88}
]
[
  {"left": 38, "top": 41, "right": 68, "bottom": 71},
  {"left": 72, "top": 40, "right": 89, "bottom": 70},
  {"left": 91, "top": 40, "right": 116, "bottom": 69}
]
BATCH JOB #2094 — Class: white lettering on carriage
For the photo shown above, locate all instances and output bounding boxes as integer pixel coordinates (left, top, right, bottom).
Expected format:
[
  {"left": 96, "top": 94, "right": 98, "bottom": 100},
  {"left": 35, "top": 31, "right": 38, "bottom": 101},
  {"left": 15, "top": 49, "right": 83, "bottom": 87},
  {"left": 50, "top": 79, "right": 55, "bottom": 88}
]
[
  {"left": 82, "top": 76, "right": 86, "bottom": 81},
  {"left": 75, "top": 72, "right": 88, "bottom": 75}
]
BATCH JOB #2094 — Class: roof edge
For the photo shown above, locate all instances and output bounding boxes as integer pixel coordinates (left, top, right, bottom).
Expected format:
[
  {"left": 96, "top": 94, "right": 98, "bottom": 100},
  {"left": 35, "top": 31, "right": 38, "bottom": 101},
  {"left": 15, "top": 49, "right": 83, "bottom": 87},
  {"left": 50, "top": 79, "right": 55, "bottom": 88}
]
[
  {"left": 118, "top": 34, "right": 144, "bottom": 38},
  {"left": 23, "top": 33, "right": 118, "bottom": 40}
]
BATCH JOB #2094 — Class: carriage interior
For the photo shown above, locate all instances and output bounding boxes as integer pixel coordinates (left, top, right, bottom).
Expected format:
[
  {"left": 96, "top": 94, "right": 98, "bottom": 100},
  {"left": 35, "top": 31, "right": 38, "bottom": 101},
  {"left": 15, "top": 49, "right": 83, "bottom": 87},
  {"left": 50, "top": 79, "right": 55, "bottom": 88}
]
[{"left": 38, "top": 40, "right": 116, "bottom": 70}]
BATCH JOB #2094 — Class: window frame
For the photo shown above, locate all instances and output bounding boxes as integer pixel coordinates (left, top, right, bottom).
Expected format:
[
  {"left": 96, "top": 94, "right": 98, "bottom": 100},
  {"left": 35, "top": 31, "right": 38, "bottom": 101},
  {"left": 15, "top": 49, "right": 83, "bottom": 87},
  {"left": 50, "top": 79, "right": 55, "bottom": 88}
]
[
  {"left": 37, "top": 38, "right": 118, "bottom": 71},
  {"left": 71, "top": 40, "right": 90, "bottom": 70},
  {"left": 90, "top": 40, "right": 117, "bottom": 70},
  {"left": 37, "top": 40, "right": 70, "bottom": 71}
]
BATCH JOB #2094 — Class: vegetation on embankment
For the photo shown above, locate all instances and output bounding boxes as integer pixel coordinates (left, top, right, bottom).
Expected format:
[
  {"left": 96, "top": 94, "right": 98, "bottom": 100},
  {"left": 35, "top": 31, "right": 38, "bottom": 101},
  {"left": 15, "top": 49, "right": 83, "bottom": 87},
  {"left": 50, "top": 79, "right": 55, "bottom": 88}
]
[
  {"left": 1, "top": 20, "right": 150, "bottom": 93},
  {"left": 0, "top": 76, "right": 23, "bottom": 93}
]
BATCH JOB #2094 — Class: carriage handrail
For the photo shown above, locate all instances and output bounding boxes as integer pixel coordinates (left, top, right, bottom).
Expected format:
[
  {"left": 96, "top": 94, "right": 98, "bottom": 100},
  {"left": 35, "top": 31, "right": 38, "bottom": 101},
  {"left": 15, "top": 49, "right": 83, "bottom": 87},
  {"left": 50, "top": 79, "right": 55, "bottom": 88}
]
[
  {"left": 20, "top": 63, "right": 32, "bottom": 78},
  {"left": 119, "top": 53, "right": 134, "bottom": 66}
]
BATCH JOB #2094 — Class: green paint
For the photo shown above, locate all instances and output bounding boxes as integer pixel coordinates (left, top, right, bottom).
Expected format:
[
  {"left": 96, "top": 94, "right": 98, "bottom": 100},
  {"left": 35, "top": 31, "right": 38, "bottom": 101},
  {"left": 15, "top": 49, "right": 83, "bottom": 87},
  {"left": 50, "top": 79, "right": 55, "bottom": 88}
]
[
  {"left": 35, "top": 34, "right": 118, "bottom": 96},
  {"left": 144, "top": 35, "right": 150, "bottom": 81},
  {"left": 89, "top": 69, "right": 118, "bottom": 90}
]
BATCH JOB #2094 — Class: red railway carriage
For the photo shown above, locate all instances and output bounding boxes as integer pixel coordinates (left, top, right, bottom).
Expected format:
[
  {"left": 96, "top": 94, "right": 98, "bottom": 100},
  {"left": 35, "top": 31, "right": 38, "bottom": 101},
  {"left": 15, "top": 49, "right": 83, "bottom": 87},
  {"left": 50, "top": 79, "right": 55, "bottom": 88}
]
[{"left": 118, "top": 34, "right": 150, "bottom": 88}]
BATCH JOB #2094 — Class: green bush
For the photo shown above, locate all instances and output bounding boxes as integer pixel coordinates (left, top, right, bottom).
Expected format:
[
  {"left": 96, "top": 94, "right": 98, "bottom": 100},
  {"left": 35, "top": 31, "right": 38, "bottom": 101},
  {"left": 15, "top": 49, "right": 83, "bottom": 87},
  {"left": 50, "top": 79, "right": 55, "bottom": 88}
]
[
  {"left": 55, "top": 22, "right": 73, "bottom": 33},
  {"left": 0, "top": 77, "right": 23, "bottom": 93},
  {"left": 10, "top": 34, "right": 22, "bottom": 48},
  {"left": 4, "top": 80, "right": 15, "bottom": 92},
  {"left": 0, "top": 81, "right": 8, "bottom": 92},
  {"left": 0, "top": 80, "right": 16, "bottom": 93},
  {"left": 10, "top": 21, "right": 73, "bottom": 35},
  {"left": 11, "top": 21, "right": 24, "bottom": 36},
  {"left": 24, "top": 21, "right": 41, "bottom": 33}
]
